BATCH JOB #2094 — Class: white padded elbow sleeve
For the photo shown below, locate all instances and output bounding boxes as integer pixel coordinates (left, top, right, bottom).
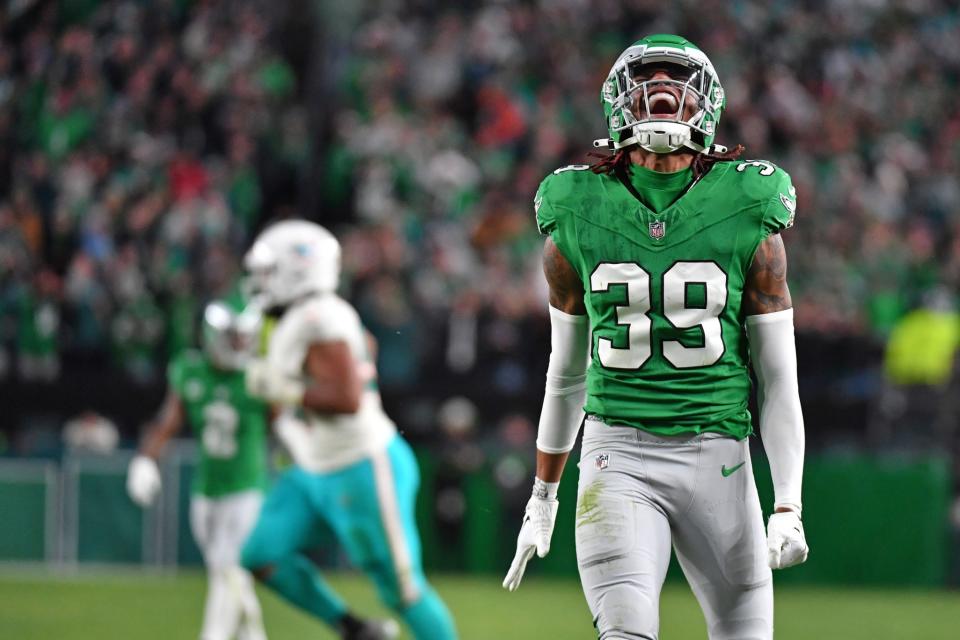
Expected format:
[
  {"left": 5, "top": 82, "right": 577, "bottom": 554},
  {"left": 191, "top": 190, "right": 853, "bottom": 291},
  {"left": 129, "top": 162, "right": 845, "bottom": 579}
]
[
  {"left": 536, "top": 306, "right": 590, "bottom": 454},
  {"left": 746, "top": 308, "right": 805, "bottom": 512}
]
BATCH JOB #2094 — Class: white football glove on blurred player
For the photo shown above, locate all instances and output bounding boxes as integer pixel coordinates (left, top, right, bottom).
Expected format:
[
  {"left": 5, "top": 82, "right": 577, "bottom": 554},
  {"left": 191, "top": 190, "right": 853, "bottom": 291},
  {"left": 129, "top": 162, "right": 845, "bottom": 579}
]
[
  {"left": 245, "top": 358, "right": 305, "bottom": 406},
  {"left": 127, "top": 455, "right": 162, "bottom": 508},
  {"left": 503, "top": 482, "right": 559, "bottom": 591},
  {"left": 767, "top": 510, "right": 809, "bottom": 569}
]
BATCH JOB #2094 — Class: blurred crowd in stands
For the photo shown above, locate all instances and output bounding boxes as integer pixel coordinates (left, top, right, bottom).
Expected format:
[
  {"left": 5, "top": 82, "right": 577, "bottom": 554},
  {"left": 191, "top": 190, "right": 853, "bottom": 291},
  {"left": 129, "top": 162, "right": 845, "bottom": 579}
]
[
  {"left": 1, "top": 0, "right": 959, "bottom": 450},
  {"left": 0, "top": 0, "right": 304, "bottom": 383}
]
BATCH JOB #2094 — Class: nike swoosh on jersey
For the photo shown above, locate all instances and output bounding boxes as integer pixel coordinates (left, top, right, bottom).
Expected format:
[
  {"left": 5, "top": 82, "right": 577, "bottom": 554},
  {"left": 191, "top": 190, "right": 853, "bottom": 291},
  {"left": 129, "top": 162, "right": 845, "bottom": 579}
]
[{"left": 721, "top": 462, "right": 746, "bottom": 477}]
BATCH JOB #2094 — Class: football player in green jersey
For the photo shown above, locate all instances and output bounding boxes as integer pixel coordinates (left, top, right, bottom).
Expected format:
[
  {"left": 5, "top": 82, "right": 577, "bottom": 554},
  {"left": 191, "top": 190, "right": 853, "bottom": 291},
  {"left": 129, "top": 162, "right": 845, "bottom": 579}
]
[
  {"left": 504, "top": 34, "right": 808, "bottom": 640},
  {"left": 127, "top": 300, "right": 269, "bottom": 640}
]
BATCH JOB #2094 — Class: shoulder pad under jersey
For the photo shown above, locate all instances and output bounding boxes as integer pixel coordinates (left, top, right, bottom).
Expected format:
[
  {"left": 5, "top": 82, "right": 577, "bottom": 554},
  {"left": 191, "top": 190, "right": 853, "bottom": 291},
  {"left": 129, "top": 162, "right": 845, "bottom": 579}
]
[
  {"left": 290, "top": 294, "right": 362, "bottom": 344},
  {"left": 534, "top": 164, "right": 598, "bottom": 235},
  {"left": 731, "top": 159, "right": 796, "bottom": 233}
]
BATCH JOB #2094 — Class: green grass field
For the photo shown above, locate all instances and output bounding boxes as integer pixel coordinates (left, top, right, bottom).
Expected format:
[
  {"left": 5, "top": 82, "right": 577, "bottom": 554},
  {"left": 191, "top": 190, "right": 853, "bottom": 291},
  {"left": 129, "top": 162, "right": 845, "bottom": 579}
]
[{"left": 0, "top": 570, "right": 957, "bottom": 639}]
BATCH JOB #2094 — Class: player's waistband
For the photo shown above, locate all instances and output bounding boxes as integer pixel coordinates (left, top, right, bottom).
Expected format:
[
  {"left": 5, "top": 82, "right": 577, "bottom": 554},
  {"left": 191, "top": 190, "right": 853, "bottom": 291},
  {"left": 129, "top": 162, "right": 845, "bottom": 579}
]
[{"left": 584, "top": 414, "right": 731, "bottom": 445}]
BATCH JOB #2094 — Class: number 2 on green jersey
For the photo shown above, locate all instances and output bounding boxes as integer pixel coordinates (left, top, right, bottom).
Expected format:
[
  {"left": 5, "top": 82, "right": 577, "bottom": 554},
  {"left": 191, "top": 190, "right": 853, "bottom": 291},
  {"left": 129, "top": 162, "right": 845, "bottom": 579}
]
[
  {"left": 590, "top": 261, "right": 728, "bottom": 370},
  {"left": 202, "top": 401, "right": 240, "bottom": 458}
]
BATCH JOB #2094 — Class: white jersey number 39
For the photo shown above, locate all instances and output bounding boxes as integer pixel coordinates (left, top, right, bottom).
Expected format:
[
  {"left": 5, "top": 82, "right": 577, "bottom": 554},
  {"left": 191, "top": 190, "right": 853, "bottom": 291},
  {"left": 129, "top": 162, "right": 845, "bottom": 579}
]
[{"left": 590, "top": 261, "right": 727, "bottom": 369}]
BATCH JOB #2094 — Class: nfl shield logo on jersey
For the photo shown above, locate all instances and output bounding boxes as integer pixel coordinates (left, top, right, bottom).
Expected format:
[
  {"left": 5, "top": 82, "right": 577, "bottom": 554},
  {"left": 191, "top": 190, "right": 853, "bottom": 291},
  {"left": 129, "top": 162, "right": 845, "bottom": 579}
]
[
  {"left": 595, "top": 452, "right": 610, "bottom": 471},
  {"left": 649, "top": 220, "right": 666, "bottom": 240}
]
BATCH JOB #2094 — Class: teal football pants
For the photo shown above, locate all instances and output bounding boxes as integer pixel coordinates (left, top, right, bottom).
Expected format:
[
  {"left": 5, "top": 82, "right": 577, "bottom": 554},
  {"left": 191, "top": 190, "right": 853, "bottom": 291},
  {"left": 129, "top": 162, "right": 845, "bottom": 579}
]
[{"left": 241, "top": 435, "right": 457, "bottom": 639}]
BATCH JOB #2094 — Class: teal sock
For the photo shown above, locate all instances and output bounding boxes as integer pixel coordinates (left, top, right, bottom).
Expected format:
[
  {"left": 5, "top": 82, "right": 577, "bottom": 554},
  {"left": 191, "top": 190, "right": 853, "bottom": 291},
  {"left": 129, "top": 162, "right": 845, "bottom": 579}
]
[
  {"left": 400, "top": 586, "right": 458, "bottom": 640},
  {"left": 263, "top": 554, "right": 347, "bottom": 626}
]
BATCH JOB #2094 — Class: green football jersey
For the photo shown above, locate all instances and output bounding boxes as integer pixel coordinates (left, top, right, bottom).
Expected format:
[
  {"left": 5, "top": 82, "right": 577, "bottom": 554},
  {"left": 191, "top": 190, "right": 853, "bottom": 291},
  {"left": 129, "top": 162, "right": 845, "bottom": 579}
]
[
  {"left": 536, "top": 159, "right": 796, "bottom": 439},
  {"left": 169, "top": 350, "right": 269, "bottom": 497}
]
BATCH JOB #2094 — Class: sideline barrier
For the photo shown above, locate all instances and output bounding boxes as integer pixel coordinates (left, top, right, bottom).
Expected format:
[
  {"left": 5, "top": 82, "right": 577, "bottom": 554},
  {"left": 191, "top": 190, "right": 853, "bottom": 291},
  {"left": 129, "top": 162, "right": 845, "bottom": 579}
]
[{"left": 0, "top": 448, "right": 949, "bottom": 586}]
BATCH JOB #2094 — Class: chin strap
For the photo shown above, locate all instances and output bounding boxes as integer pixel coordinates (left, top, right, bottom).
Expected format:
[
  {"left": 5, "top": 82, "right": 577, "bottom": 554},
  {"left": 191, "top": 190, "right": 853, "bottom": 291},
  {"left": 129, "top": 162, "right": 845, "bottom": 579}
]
[
  {"left": 637, "top": 130, "right": 689, "bottom": 153},
  {"left": 588, "top": 140, "right": 741, "bottom": 181},
  {"left": 599, "top": 122, "right": 707, "bottom": 154}
]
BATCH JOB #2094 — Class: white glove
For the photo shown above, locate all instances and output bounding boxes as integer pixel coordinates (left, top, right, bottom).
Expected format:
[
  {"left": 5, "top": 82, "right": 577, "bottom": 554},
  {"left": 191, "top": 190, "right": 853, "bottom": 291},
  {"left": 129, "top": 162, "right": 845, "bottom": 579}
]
[
  {"left": 767, "top": 510, "right": 809, "bottom": 569},
  {"left": 127, "top": 455, "right": 162, "bottom": 508},
  {"left": 245, "top": 359, "right": 305, "bottom": 406},
  {"left": 503, "top": 494, "right": 559, "bottom": 591}
]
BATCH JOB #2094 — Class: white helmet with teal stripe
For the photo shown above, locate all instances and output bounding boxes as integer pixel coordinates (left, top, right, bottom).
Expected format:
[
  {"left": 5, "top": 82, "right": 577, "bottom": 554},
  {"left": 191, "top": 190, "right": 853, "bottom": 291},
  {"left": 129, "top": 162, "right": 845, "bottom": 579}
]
[
  {"left": 243, "top": 220, "right": 341, "bottom": 309},
  {"left": 599, "top": 34, "right": 725, "bottom": 153}
]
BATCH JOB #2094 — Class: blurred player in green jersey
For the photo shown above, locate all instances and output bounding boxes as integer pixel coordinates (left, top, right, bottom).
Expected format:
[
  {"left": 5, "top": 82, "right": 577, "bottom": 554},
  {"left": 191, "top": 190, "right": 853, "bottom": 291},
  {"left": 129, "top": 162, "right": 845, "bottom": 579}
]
[
  {"left": 504, "top": 34, "right": 809, "bottom": 640},
  {"left": 127, "top": 300, "right": 268, "bottom": 640}
]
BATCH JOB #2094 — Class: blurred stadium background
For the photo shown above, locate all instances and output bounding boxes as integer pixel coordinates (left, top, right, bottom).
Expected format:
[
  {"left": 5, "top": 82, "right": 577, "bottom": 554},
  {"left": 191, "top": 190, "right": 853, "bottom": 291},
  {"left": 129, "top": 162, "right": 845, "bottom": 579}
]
[{"left": 1, "top": 0, "right": 959, "bottom": 638}]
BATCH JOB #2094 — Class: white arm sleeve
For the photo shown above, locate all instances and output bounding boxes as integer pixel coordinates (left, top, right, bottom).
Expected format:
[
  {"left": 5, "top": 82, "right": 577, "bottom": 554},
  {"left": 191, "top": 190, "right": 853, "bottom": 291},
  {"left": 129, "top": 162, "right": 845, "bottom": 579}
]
[
  {"left": 536, "top": 306, "right": 590, "bottom": 454},
  {"left": 746, "top": 308, "right": 805, "bottom": 513}
]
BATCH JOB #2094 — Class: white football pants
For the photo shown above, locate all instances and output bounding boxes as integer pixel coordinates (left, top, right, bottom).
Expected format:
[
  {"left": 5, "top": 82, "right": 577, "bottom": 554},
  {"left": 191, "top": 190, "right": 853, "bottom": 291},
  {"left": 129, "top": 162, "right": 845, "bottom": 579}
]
[
  {"left": 576, "top": 418, "right": 772, "bottom": 640},
  {"left": 190, "top": 490, "right": 266, "bottom": 640}
]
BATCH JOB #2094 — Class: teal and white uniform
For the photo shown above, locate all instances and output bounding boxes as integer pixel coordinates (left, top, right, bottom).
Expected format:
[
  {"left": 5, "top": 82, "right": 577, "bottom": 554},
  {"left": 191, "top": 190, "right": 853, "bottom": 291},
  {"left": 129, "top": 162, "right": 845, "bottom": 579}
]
[{"left": 241, "top": 293, "right": 457, "bottom": 640}]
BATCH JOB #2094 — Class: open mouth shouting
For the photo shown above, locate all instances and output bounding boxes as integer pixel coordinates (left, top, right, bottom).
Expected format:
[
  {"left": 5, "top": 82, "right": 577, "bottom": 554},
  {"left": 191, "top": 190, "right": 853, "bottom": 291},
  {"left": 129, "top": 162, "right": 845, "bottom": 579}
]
[
  {"left": 647, "top": 90, "right": 680, "bottom": 117},
  {"left": 631, "top": 86, "right": 684, "bottom": 120}
]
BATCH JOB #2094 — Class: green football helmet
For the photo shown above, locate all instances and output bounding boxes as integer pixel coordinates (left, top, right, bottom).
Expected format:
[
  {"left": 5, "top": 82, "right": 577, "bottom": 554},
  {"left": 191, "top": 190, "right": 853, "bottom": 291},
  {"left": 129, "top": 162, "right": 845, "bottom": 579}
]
[
  {"left": 597, "top": 34, "right": 725, "bottom": 153},
  {"left": 202, "top": 300, "right": 261, "bottom": 371}
]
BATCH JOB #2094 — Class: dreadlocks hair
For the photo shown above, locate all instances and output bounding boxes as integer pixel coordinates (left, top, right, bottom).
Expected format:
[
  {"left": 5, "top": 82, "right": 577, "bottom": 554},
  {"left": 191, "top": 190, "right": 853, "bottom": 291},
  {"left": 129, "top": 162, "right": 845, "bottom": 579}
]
[
  {"left": 588, "top": 148, "right": 630, "bottom": 176},
  {"left": 692, "top": 144, "right": 745, "bottom": 178},
  {"left": 589, "top": 144, "right": 746, "bottom": 180}
]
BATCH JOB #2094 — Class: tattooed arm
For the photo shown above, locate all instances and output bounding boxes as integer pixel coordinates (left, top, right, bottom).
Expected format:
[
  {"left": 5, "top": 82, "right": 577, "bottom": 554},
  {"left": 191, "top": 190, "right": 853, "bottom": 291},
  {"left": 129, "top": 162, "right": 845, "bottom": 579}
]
[
  {"left": 745, "top": 232, "right": 807, "bottom": 556},
  {"left": 544, "top": 237, "right": 587, "bottom": 315},
  {"left": 744, "top": 232, "right": 792, "bottom": 315},
  {"left": 536, "top": 237, "right": 587, "bottom": 482},
  {"left": 503, "top": 238, "right": 589, "bottom": 591}
]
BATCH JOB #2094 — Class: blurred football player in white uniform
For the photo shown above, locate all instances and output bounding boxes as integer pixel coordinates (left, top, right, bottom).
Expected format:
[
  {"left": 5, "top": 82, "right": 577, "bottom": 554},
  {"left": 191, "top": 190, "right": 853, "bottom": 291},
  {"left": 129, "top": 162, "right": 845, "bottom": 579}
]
[
  {"left": 240, "top": 220, "right": 458, "bottom": 640},
  {"left": 128, "top": 300, "right": 268, "bottom": 640}
]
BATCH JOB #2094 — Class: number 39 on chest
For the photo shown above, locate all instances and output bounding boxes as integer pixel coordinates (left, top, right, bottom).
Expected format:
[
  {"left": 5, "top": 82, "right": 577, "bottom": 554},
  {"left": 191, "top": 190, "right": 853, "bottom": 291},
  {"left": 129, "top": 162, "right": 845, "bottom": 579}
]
[{"left": 589, "top": 261, "right": 729, "bottom": 370}]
